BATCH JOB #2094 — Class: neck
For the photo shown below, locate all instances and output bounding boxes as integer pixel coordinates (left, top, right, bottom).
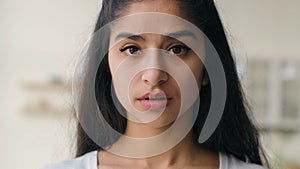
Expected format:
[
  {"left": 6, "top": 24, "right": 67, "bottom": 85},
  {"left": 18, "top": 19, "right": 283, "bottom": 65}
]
[
  {"left": 138, "top": 132, "right": 200, "bottom": 168},
  {"left": 108, "top": 130, "right": 219, "bottom": 168},
  {"left": 106, "top": 112, "right": 219, "bottom": 168}
]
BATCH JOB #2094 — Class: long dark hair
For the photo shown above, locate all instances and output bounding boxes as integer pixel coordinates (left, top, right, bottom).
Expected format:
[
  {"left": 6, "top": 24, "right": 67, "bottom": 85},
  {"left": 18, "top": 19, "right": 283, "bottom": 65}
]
[{"left": 75, "top": 0, "right": 269, "bottom": 167}]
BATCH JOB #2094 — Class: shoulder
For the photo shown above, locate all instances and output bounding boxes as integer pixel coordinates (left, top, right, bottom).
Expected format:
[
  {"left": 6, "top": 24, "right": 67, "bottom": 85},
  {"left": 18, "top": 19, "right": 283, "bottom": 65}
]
[
  {"left": 40, "top": 151, "right": 98, "bottom": 169},
  {"left": 220, "top": 153, "right": 268, "bottom": 169}
]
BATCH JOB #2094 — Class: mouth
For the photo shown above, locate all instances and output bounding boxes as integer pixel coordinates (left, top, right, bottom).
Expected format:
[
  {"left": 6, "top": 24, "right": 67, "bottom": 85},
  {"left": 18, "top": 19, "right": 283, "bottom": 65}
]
[
  {"left": 145, "top": 98, "right": 168, "bottom": 100},
  {"left": 137, "top": 92, "right": 172, "bottom": 110}
]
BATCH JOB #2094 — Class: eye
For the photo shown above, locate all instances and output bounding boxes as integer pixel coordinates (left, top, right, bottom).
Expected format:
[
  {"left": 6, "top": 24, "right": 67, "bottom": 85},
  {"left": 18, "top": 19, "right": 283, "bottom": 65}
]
[
  {"left": 168, "top": 45, "right": 191, "bottom": 56},
  {"left": 120, "top": 45, "right": 141, "bottom": 56}
]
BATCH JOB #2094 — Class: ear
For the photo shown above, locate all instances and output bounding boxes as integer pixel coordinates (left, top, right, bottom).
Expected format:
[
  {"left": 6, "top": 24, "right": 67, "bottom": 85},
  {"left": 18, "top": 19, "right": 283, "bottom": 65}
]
[{"left": 201, "top": 69, "right": 209, "bottom": 86}]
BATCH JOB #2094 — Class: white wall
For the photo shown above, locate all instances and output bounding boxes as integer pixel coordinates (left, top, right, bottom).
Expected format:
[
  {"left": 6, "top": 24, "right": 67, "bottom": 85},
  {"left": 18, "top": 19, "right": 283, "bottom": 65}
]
[
  {"left": 0, "top": 0, "right": 101, "bottom": 169},
  {"left": 216, "top": 0, "right": 300, "bottom": 59}
]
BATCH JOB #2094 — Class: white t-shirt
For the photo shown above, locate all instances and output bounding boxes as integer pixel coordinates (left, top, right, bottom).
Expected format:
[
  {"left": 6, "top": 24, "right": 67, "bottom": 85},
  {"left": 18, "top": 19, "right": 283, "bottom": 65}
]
[{"left": 41, "top": 151, "right": 267, "bottom": 169}]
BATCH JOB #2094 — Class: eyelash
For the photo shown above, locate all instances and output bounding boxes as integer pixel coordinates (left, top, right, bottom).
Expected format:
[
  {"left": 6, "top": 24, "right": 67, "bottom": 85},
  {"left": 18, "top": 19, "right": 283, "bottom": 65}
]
[
  {"left": 119, "top": 45, "right": 141, "bottom": 56},
  {"left": 119, "top": 44, "right": 191, "bottom": 57},
  {"left": 168, "top": 45, "right": 191, "bottom": 56}
]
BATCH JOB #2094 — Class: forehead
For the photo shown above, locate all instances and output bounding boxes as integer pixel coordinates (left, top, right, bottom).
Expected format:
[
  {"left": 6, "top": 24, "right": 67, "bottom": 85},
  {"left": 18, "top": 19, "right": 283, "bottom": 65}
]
[
  {"left": 109, "top": 0, "right": 194, "bottom": 44},
  {"left": 122, "top": 0, "right": 184, "bottom": 18},
  {"left": 109, "top": 13, "right": 203, "bottom": 46}
]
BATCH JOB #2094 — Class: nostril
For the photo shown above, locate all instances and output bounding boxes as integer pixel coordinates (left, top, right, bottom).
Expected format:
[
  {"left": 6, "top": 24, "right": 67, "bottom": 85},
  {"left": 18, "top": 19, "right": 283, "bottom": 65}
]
[{"left": 141, "top": 69, "right": 168, "bottom": 86}]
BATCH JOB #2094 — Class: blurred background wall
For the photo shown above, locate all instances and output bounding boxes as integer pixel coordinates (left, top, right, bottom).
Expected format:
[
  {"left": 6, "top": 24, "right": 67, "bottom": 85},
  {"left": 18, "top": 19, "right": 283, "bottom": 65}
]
[
  {"left": 0, "top": 0, "right": 299, "bottom": 169},
  {"left": 217, "top": 1, "right": 300, "bottom": 169},
  {"left": 0, "top": 0, "right": 101, "bottom": 168}
]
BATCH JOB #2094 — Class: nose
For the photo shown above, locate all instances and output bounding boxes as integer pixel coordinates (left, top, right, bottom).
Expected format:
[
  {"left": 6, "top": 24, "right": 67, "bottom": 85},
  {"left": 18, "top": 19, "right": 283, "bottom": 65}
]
[{"left": 141, "top": 69, "right": 168, "bottom": 86}]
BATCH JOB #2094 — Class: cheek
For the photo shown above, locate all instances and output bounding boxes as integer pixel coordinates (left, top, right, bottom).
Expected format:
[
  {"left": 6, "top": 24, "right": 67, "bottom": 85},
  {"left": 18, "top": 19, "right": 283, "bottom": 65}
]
[
  {"left": 128, "top": 74, "right": 140, "bottom": 96},
  {"left": 186, "top": 58, "right": 205, "bottom": 87},
  {"left": 108, "top": 51, "right": 123, "bottom": 77},
  {"left": 108, "top": 53, "right": 115, "bottom": 76}
]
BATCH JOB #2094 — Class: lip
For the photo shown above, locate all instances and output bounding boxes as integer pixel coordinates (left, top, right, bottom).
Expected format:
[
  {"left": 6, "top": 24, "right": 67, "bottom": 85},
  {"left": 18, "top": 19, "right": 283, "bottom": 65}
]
[{"left": 137, "top": 91, "right": 172, "bottom": 110}]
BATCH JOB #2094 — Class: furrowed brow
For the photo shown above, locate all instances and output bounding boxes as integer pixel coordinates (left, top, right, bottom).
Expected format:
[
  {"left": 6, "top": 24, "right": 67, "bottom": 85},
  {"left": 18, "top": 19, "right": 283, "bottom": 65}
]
[
  {"left": 165, "top": 30, "right": 196, "bottom": 40},
  {"left": 114, "top": 32, "right": 145, "bottom": 41}
]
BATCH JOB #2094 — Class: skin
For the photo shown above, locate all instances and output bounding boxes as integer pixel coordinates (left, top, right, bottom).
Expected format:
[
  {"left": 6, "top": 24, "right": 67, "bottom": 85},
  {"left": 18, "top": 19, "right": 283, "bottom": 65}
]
[
  {"left": 99, "top": 0, "right": 217, "bottom": 168},
  {"left": 109, "top": 32, "right": 205, "bottom": 134}
]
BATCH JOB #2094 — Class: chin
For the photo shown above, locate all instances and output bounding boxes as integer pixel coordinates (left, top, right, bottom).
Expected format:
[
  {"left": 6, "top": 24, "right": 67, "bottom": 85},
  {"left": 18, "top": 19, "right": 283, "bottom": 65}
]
[{"left": 145, "top": 113, "right": 177, "bottom": 129}]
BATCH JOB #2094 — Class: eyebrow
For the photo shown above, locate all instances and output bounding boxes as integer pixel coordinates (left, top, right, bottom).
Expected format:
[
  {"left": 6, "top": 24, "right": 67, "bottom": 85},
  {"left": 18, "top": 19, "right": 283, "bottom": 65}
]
[
  {"left": 114, "top": 30, "right": 196, "bottom": 42},
  {"left": 114, "top": 33, "right": 145, "bottom": 41},
  {"left": 165, "top": 30, "right": 196, "bottom": 40}
]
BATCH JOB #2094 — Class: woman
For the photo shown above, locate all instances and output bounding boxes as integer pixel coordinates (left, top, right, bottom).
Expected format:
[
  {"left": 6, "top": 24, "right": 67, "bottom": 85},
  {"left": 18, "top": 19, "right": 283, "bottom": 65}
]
[{"left": 42, "top": 0, "right": 269, "bottom": 168}]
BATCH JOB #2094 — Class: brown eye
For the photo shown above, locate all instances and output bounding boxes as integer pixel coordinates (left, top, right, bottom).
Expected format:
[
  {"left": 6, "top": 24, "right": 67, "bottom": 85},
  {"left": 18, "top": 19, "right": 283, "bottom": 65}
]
[
  {"left": 120, "top": 45, "right": 140, "bottom": 56},
  {"left": 171, "top": 46, "right": 182, "bottom": 54},
  {"left": 169, "top": 45, "right": 191, "bottom": 56}
]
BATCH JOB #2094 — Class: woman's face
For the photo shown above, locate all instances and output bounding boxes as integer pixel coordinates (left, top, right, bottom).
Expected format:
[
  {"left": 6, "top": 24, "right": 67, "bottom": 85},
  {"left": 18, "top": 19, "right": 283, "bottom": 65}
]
[{"left": 108, "top": 0, "right": 208, "bottom": 128}]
